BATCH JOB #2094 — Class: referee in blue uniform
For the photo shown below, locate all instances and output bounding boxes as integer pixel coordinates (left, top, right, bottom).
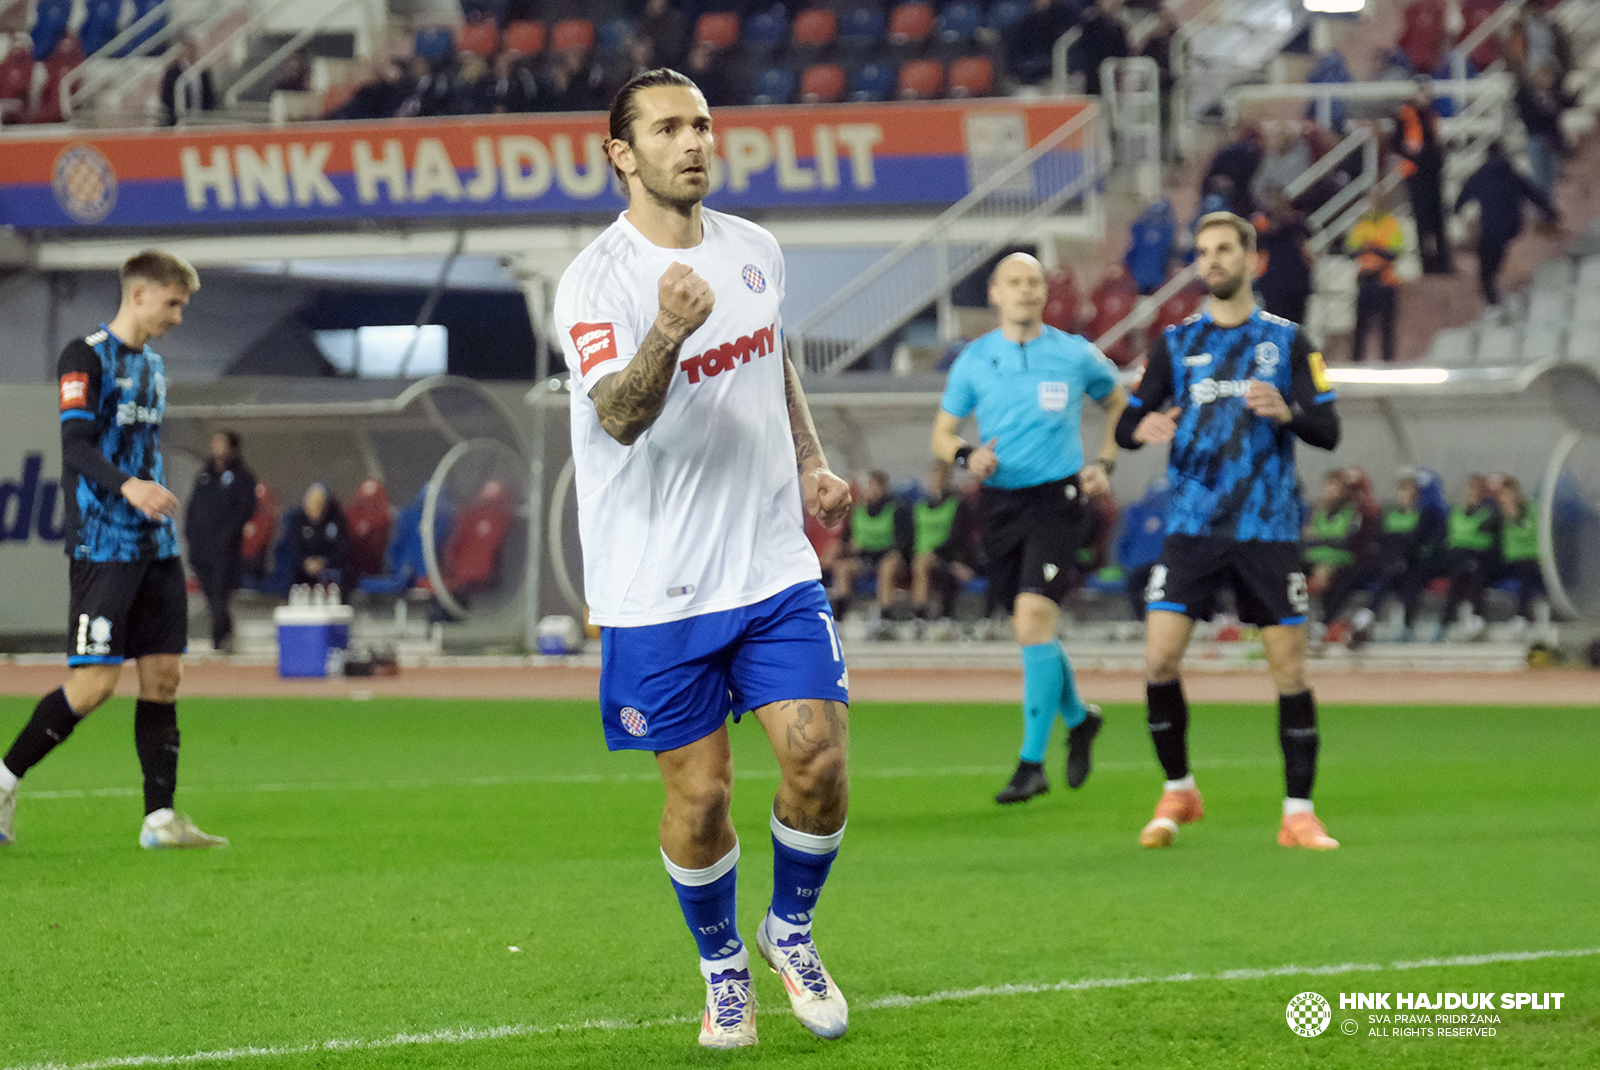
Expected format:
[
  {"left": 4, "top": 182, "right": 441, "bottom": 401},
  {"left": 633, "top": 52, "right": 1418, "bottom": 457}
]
[
  {"left": 0, "top": 251, "right": 226, "bottom": 850},
  {"left": 1114, "top": 212, "right": 1342, "bottom": 850},
  {"left": 933, "top": 252, "right": 1128, "bottom": 804}
]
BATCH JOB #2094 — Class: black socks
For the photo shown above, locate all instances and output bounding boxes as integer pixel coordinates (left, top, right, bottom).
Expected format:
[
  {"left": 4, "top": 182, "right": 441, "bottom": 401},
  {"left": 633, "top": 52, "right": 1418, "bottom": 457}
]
[
  {"left": 1278, "top": 690, "right": 1320, "bottom": 800},
  {"left": 1147, "top": 680, "right": 1190, "bottom": 781},
  {"left": 4, "top": 688, "right": 80, "bottom": 777},
  {"left": 134, "top": 699, "right": 180, "bottom": 815}
]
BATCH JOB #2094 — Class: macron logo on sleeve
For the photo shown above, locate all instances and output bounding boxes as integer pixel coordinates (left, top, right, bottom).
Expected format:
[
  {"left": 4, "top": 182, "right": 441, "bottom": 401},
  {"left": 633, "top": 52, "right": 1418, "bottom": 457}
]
[
  {"left": 571, "top": 322, "right": 619, "bottom": 376},
  {"left": 60, "top": 373, "right": 89, "bottom": 411}
]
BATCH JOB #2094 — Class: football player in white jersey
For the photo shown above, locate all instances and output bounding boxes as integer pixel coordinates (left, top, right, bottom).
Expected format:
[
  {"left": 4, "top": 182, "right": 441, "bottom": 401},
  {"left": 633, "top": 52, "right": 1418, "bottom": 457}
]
[{"left": 555, "top": 69, "right": 854, "bottom": 1050}]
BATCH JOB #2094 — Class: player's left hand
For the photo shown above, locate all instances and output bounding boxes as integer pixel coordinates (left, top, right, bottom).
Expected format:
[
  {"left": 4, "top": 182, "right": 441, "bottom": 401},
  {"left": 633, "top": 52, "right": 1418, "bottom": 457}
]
[
  {"left": 802, "top": 467, "right": 852, "bottom": 528},
  {"left": 1078, "top": 462, "right": 1111, "bottom": 498},
  {"left": 1246, "top": 380, "right": 1292, "bottom": 423}
]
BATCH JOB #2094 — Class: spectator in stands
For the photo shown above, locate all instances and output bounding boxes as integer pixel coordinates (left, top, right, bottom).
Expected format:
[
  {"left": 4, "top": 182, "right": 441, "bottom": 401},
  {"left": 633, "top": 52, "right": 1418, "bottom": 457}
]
[
  {"left": 398, "top": 54, "right": 457, "bottom": 118},
  {"left": 1437, "top": 472, "right": 1502, "bottom": 640},
  {"left": 909, "top": 461, "right": 981, "bottom": 623},
  {"left": 638, "top": 0, "right": 689, "bottom": 70},
  {"left": 1304, "top": 48, "right": 1352, "bottom": 133},
  {"left": 1076, "top": 0, "right": 1129, "bottom": 96},
  {"left": 1005, "top": 0, "right": 1077, "bottom": 87},
  {"left": 328, "top": 57, "right": 410, "bottom": 121},
  {"left": 159, "top": 37, "right": 215, "bottom": 126},
  {"left": 605, "top": 33, "right": 658, "bottom": 104},
  {"left": 542, "top": 42, "right": 607, "bottom": 111},
  {"left": 1202, "top": 123, "right": 1264, "bottom": 218},
  {"left": 1124, "top": 195, "right": 1177, "bottom": 295},
  {"left": 285, "top": 482, "right": 350, "bottom": 590},
  {"left": 1506, "top": 4, "right": 1572, "bottom": 83},
  {"left": 1254, "top": 194, "right": 1314, "bottom": 325},
  {"left": 1250, "top": 125, "right": 1312, "bottom": 209},
  {"left": 1515, "top": 64, "right": 1572, "bottom": 206},
  {"left": 1304, "top": 470, "right": 1370, "bottom": 611},
  {"left": 1454, "top": 140, "right": 1559, "bottom": 310},
  {"left": 185, "top": 431, "right": 257, "bottom": 654},
  {"left": 1394, "top": 77, "right": 1453, "bottom": 275},
  {"left": 1326, "top": 467, "right": 1447, "bottom": 645},
  {"left": 1141, "top": 9, "right": 1180, "bottom": 162},
  {"left": 452, "top": 53, "right": 493, "bottom": 114},
  {"left": 275, "top": 50, "right": 310, "bottom": 94},
  {"left": 682, "top": 39, "right": 736, "bottom": 108},
  {"left": 1494, "top": 475, "right": 1543, "bottom": 626},
  {"left": 1345, "top": 188, "right": 1405, "bottom": 362},
  {"left": 484, "top": 48, "right": 541, "bottom": 113},
  {"left": 829, "top": 471, "right": 913, "bottom": 625}
]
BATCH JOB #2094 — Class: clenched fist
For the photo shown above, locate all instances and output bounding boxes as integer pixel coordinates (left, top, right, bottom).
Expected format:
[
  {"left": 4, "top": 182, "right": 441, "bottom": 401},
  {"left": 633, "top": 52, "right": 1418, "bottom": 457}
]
[
  {"left": 802, "top": 467, "right": 852, "bottom": 528},
  {"left": 656, "top": 262, "right": 715, "bottom": 343}
]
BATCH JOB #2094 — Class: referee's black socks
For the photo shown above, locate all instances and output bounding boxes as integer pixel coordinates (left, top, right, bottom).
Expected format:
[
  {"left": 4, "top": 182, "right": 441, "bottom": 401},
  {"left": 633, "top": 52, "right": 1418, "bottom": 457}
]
[
  {"left": 134, "top": 699, "right": 180, "bottom": 815},
  {"left": 4, "top": 687, "right": 81, "bottom": 780},
  {"left": 1278, "top": 690, "right": 1320, "bottom": 801},
  {"left": 1146, "top": 680, "right": 1190, "bottom": 781}
]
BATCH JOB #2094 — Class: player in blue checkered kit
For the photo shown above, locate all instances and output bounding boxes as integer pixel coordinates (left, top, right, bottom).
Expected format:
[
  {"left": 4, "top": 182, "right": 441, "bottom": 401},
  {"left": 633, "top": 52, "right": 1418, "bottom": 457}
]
[
  {"left": 933, "top": 252, "right": 1128, "bottom": 805},
  {"left": 1114, "top": 212, "right": 1342, "bottom": 851},
  {"left": 557, "top": 70, "right": 854, "bottom": 1049}
]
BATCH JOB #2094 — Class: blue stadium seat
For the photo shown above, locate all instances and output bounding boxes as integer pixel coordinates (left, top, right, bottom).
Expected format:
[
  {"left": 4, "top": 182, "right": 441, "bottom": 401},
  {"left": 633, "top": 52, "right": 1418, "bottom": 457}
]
[
  {"left": 413, "top": 26, "right": 456, "bottom": 66},
  {"left": 120, "top": 0, "right": 167, "bottom": 55},
  {"left": 742, "top": 9, "right": 789, "bottom": 55},
  {"left": 839, "top": 7, "right": 886, "bottom": 49},
  {"left": 31, "top": 0, "right": 72, "bottom": 61},
  {"left": 358, "top": 489, "right": 453, "bottom": 596},
  {"left": 80, "top": 0, "right": 122, "bottom": 57},
  {"left": 750, "top": 65, "right": 797, "bottom": 105},
  {"left": 850, "top": 61, "right": 895, "bottom": 102},
  {"left": 986, "top": 0, "right": 1029, "bottom": 33},
  {"left": 597, "top": 17, "right": 635, "bottom": 57},
  {"left": 936, "top": 1, "right": 982, "bottom": 47}
]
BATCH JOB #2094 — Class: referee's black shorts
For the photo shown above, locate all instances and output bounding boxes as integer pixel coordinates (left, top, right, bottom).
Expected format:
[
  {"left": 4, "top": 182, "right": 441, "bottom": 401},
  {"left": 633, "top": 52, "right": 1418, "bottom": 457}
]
[
  {"left": 1144, "top": 534, "right": 1311, "bottom": 628},
  {"left": 979, "top": 477, "right": 1087, "bottom": 609},
  {"left": 67, "top": 556, "right": 188, "bottom": 667}
]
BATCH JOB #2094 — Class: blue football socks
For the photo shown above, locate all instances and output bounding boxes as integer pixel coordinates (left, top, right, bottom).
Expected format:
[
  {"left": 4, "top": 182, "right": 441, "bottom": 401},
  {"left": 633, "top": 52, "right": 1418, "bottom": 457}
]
[
  {"left": 766, "top": 813, "right": 845, "bottom": 942},
  {"left": 1020, "top": 641, "right": 1065, "bottom": 762},
  {"left": 663, "top": 842, "right": 748, "bottom": 980},
  {"left": 1057, "top": 641, "right": 1088, "bottom": 730}
]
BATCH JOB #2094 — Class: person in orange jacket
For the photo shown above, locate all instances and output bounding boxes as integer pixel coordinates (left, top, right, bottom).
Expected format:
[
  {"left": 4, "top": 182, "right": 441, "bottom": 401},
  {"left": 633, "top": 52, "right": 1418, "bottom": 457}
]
[
  {"left": 1393, "top": 77, "right": 1452, "bottom": 275},
  {"left": 1344, "top": 189, "right": 1406, "bottom": 362}
]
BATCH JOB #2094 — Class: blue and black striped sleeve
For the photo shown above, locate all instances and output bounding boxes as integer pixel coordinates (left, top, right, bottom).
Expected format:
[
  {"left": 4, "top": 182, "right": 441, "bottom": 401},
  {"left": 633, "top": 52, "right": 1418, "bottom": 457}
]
[
  {"left": 1114, "top": 334, "right": 1174, "bottom": 450},
  {"left": 1284, "top": 328, "right": 1340, "bottom": 450},
  {"left": 57, "top": 341, "right": 130, "bottom": 494}
]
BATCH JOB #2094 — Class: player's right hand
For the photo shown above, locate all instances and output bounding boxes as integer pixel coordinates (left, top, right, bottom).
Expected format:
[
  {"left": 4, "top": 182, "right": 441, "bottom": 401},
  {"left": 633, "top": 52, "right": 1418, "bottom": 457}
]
[
  {"left": 121, "top": 478, "right": 179, "bottom": 521},
  {"left": 656, "top": 262, "right": 715, "bottom": 343},
  {"left": 1134, "top": 407, "right": 1182, "bottom": 445}
]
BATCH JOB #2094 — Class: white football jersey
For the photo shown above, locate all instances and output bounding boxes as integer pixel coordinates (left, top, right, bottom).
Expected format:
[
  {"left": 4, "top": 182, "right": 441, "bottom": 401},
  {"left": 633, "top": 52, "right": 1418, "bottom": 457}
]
[{"left": 556, "top": 209, "right": 820, "bottom": 627}]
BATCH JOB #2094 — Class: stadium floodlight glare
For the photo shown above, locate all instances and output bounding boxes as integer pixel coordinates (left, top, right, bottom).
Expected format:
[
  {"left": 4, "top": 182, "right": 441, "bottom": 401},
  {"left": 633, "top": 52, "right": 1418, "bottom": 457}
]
[
  {"left": 1323, "top": 366, "right": 1450, "bottom": 385},
  {"left": 1304, "top": 0, "right": 1365, "bottom": 12}
]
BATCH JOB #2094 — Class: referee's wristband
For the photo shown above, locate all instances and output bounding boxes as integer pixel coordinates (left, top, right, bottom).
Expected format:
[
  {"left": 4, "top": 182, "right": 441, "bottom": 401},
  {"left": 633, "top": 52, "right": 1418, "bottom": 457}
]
[{"left": 953, "top": 445, "right": 974, "bottom": 466}]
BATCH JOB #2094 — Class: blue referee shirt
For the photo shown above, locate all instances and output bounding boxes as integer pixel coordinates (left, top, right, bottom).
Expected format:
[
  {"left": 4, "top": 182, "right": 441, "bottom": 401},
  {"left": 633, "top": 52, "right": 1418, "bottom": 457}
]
[{"left": 940, "top": 326, "right": 1118, "bottom": 490}]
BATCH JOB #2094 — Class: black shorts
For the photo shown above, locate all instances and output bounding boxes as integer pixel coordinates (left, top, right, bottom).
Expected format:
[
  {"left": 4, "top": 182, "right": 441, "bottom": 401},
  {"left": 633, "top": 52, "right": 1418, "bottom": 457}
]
[
  {"left": 67, "top": 557, "right": 188, "bottom": 666},
  {"left": 980, "top": 477, "right": 1086, "bottom": 609},
  {"left": 1145, "top": 535, "right": 1310, "bottom": 628}
]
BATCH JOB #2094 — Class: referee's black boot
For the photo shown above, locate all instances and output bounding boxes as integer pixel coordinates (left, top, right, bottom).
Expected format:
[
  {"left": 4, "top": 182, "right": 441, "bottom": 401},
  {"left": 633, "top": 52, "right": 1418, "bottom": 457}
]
[
  {"left": 995, "top": 760, "right": 1049, "bottom": 804},
  {"left": 1065, "top": 704, "right": 1104, "bottom": 789}
]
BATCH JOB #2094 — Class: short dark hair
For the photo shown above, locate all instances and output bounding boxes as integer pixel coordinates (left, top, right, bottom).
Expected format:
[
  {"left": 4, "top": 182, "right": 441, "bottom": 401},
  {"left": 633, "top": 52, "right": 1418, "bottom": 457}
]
[
  {"left": 215, "top": 429, "right": 241, "bottom": 453},
  {"left": 121, "top": 250, "right": 200, "bottom": 292},
  {"left": 607, "top": 67, "right": 701, "bottom": 183},
  {"left": 1194, "top": 211, "right": 1256, "bottom": 253}
]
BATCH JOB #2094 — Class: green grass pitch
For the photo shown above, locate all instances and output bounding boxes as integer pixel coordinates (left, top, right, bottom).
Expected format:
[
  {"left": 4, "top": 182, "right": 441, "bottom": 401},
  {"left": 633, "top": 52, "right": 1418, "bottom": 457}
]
[{"left": 1, "top": 693, "right": 1596, "bottom": 1069}]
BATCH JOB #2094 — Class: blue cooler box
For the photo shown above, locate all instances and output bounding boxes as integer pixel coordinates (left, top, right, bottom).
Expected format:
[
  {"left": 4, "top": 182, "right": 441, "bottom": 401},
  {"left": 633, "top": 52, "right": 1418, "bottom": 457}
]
[{"left": 273, "top": 604, "right": 355, "bottom": 678}]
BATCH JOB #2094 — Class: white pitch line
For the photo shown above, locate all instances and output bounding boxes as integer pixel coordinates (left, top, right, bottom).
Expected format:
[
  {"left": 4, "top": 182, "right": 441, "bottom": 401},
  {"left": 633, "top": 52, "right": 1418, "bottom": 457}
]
[
  {"left": 6, "top": 947, "right": 1596, "bottom": 1070},
  {"left": 18, "top": 758, "right": 1279, "bottom": 801}
]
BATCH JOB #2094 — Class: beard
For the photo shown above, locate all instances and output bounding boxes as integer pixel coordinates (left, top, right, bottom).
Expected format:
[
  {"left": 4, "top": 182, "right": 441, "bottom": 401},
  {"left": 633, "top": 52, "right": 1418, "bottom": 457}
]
[
  {"left": 634, "top": 153, "right": 706, "bottom": 212},
  {"left": 1206, "top": 267, "right": 1248, "bottom": 300}
]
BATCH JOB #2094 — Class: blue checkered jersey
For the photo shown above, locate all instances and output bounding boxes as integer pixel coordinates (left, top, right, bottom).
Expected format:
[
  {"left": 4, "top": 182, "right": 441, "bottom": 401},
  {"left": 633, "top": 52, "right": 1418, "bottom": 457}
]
[
  {"left": 1115, "top": 309, "right": 1339, "bottom": 541},
  {"left": 940, "top": 326, "right": 1119, "bottom": 489},
  {"left": 57, "top": 327, "right": 179, "bottom": 561}
]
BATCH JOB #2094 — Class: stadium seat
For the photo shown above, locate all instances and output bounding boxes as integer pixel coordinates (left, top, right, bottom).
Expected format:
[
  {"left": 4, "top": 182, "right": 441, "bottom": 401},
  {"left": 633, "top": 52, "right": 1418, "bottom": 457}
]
[
  {"left": 24, "top": 36, "right": 83, "bottom": 123},
  {"left": 122, "top": 0, "right": 167, "bottom": 52},
  {"left": 457, "top": 21, "right": 500, "bottom": 58},
  {"left": 986, "top": 0, "right": 1030, "bottom": 32},
  {"left": 1398, "top": 0, "right": 1447, "bottom": 75},
  {"left": 838, "top": 6, "right": 886, "bottom": 50},
  {"left": 503, "top": 20, "right": 547, "bottom": 56},
  {"left": 31, "top": 0, "right": 71, "bottom": 61},
  {"left": 441, "top": 481, "right": 513, "bottom": 599},
  {"left": 359, "top": 487, "right": 451, "bottom": 596},
  {"left": 1084, "top": 267, "right": 1140, "bottom": 366},
  {"left": 800, "top": 63, "right": 847, "bottom": 103},
  {"left": 344, "top": 478, "right": 394, "bottom": 585},
  {"left": 793, "top": 8, "right": 839, "bottom": 50},
  {"left": 887, "top": 2, "right": 936, "bottom": 47},
  {"left": 896, "top": 58, "right": 944, "bottom": 99},
  {"left": 946, "top": 55, "right": 992, "bottom": 97},
  {"left": 1042, "top": 266, "right": 1083, "bottom": 333},
  {"left": 750, "top": 65, "right": 797, "bottom": 105},
  {"left": 1146, "top": 280, "right": 1205, "bottom": 344},
  {"left": 413, "top": 27, "right": 456, "bottom": 65},
  {"left": 936, "top": 2, "right": 983, "bottom": 47},
  {"left": 693, "top": 12, "right": 741, "bottom": 51},
  {"left": 1460, "top": 0, "right": 1501, "bottom": 70},
  {"left": 79, "top": 0, "right": 122, "bottom": 58},
  {"left": 597, "top": 17, "right": 635, "bottom": 56},
  {"left": 743, "top": 9, "right": 789, "bottom": 55},
  {"left": 0, "top": 41, "right": 31, "bottom": 117},
  {"left": 550, "top": 18, "right": 594, "bottom": 53},
  {"left": 850, "top": 61, "right": 895, "bottom": 101},
  {"left": 238, "top": 481, "right": 279, "bottom": 589}
]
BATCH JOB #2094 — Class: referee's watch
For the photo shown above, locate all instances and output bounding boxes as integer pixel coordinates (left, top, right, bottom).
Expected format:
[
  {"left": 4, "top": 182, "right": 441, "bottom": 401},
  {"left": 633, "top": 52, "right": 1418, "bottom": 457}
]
[
  {"left": 1094, "top": 457, "right": 1116, "bottom": 476},
  {"left": 954, "top": 445, "right": 974, "bottom": 467}
]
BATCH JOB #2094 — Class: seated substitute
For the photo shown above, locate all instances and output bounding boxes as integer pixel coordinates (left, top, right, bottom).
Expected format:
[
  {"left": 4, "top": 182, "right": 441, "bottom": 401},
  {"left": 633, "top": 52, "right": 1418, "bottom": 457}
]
[
  {"left": 828, "top": 470, "right": 913, "bottom": 622},
  {"left": 908, "top": 459, "right": 982, "bottom": 623}
]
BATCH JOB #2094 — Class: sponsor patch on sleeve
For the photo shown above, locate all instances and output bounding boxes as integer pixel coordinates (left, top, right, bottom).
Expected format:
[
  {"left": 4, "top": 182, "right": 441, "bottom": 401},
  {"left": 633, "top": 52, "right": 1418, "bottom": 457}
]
[
  {"left": 59, "top": 372, "right": 89, "bottom": 411},
  {"left": 1308, "top": 351, "right": 1331, "bottom": 393},
  {"left": 571, "top": 322, "right": 619, "bottom": 376}
]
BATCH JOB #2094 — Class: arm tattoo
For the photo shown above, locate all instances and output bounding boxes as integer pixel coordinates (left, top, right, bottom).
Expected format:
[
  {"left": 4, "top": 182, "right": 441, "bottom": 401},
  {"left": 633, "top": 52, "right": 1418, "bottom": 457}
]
[
  {"left": 783, "top": 355, "right": 826, "bottom": 474},
  {"left": 590, "top": 321, "right": 690, "bottom": 445}
]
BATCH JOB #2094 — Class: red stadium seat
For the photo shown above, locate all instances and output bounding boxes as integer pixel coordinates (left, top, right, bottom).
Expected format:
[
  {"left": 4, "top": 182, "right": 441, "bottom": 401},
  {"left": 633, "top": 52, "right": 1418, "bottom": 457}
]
[
  {"left": 240, "top": 481, "right": 279, "bottom": 572},
  {"left": 1398, "top": 0, "right": 1446, "bottom": 75},
  {"left": 457, "top": 20, "right": 500, "bottom": 58},
  {"left": 792, "top": 8, "right": 838, "bottom": 48},
  {"left": 693, "top": 11, "right": 741, "bottom": 50},
  {"left": 800, "top": 63, "right": 847, "bottom": 103},
  {"left": 896, "top": 58, "right": 943, "bottom": 100},
  {"left": 1042, "top": 266, "right": 1082, "bottom": 333},
  {"left": 887, "top": 2, "right": 936, "bottom": 46},
  {"left": 947, "top": 55, "right": 993, "bottom": 98},
  {"left": 550, "top": 18, "right": 594, "bottom": 53},
  {"left": 344, "top": 478, "right": 393, "bottom": 584},
  {"left": 442, "top": 481, "right": 513, "bottom": 597},
  {"left": 0, "top": 41, "right": 31, "bottom": 109},
  {"left": 1084, "top": 267, "right": 1140, "bottom": 367},
  {"left": 503, "top": 20, "right": 547, "bottom": 56},
  {"left": 1146, "top": 279, "right": 1205, "bottom": 345},
  {"left": 1460, "top": 0, "right": 1501, "bottom": 70}
]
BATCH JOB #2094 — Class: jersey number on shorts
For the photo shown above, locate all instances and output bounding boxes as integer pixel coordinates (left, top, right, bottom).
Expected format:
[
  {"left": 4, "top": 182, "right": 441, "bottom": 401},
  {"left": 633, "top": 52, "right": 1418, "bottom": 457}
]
[
  {"left": 1145, "top": 564, "right": 1168, "bottom": 604},
  {"left": 1287, "top": 572, "right": 1310, "bottom": 615},
  {"left": 817, "top": 612, "right": 842, "bottom": 662}
]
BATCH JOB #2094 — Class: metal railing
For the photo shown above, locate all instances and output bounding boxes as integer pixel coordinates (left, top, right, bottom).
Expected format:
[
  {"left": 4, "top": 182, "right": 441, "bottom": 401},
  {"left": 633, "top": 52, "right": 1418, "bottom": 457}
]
[
  {"left": 222, "top": 0, "right": 375, "bottom": 111},
  {"left": 60, "top": 0, "right": 243, "bottom": 120},
  {"left": 789, "top": 107, "right": 1103, "bottom": 376}
]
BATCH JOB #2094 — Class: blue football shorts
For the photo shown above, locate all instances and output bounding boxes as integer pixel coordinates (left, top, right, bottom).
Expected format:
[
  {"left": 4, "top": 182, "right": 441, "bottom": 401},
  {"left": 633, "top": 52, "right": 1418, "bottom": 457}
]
[{"left": 598, "top": 580, "right": 851, "bottom": 753}]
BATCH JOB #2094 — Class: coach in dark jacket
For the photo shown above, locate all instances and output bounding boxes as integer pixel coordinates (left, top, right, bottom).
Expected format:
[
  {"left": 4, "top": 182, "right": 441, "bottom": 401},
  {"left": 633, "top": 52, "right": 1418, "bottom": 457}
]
[
  {"left": 186, "top": 431, "right": 257, "bottom": 652},
  {"left": 1454, "top": 141, "right": 1558, "bottom": 308},
  {"left": 285, "top": 482, "right": 351, "bottom": 590}
]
